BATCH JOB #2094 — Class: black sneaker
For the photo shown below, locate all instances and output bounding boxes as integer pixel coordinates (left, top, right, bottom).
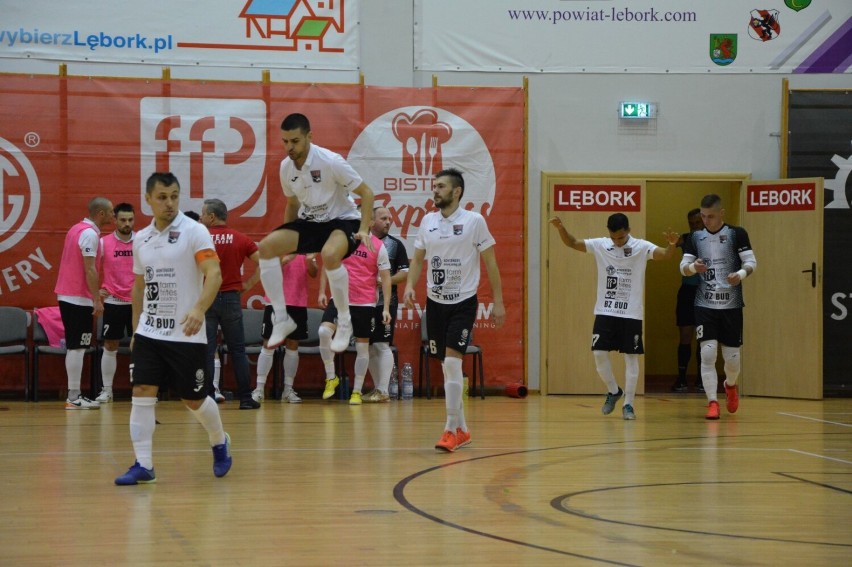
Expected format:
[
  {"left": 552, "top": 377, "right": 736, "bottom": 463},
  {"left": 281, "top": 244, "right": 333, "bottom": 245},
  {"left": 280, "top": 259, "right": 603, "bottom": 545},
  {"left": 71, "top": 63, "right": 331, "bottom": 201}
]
[
  {"left": 671, "top": 382, "right": 689, "bottom": 393},
  {"left": 695, "top": 383, "right": 705, "bottom": 393},
  {"left": 239, "top": 398, "right": 261, "bottom": 410},
  {"left": 602, "top": 387, "right": 623, "bottom": 415}
]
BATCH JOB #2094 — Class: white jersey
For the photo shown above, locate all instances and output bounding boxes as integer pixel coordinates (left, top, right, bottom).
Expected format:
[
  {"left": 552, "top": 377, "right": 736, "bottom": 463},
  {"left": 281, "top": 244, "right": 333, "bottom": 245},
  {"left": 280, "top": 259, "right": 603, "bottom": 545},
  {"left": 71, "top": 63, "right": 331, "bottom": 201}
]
[
  {"left": 279, "top": 143, "right": 362, "bottom": 222},
  {"left": 133, "top": 212, "right": 217, "bottom": 344},
  {"left": 585, "top": 236, "right": 657, "bottom": 320},
  {"left": 414, "top": 208, "right": 496, "bottom": 304}
]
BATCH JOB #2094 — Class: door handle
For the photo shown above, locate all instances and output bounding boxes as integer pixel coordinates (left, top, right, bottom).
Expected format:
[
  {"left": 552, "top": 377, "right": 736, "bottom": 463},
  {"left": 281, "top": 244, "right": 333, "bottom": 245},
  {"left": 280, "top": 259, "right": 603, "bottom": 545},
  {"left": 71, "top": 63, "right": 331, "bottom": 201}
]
[{"left": 801, "top": 262, "right": 816, "bottom": 288}]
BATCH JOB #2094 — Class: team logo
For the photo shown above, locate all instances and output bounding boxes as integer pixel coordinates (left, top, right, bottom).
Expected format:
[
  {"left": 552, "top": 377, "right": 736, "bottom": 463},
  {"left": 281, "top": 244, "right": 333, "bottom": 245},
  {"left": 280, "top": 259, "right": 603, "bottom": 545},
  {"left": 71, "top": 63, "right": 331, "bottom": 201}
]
[
  {"left": 348, "top": 106, "right": 496, "bottom": 248},
  {"left": 193, "top": 369, "right": 205, "bottom": 392},
  {"left": 606, "top": 265, "right": 616, "bottom": 276},
  {"left": 784, "top": 0, "right": 811, "bottom": 12},
  {"left": 168, "top": 231, "right": 180, "bottom": 243},
  {"left": 606, "top": 276, "right": 618, "bottom": 289},
  {"left": 432, "top": 270, "right": 446, "bottom": 285},
  {"left": 430, "top": 256, "right": 443, "bottom": 269},
  {"left": 748, "top": 10, "right": 780, "bottom": 42},
  {"left": 0, "top": 137, "right": 41, "bottom": 253},
  {"left": 719, "top": 235, "right": 727, "bottom": 243},
  {"left": 453, "top": 224, "right": 463, "bottom": 235},
  {"left": 709, "top": 34, "right": 737, "bottom": 66},
  {"left": 623, "top": 247, "right": 633, "bottom": 257},
  {"left": 139, "top": 97, "right": 267, "bottom": 217},
  {"left": 145, "top": 266, "right": 155, "bottom": 281},
  {"left": 311, "top": 170, "right": 322, "bottom": 183}
]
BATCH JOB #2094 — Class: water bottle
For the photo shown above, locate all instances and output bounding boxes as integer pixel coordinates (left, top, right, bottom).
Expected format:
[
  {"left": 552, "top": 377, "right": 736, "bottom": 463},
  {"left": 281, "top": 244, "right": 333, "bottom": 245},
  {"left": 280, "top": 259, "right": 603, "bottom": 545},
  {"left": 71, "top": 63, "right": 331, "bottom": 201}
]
[
  {"left": 401, "top": 363, "right": 414, "bottom": 400},
  {"left": 389, "top": 364, "right": 399, "bottom": 399}
]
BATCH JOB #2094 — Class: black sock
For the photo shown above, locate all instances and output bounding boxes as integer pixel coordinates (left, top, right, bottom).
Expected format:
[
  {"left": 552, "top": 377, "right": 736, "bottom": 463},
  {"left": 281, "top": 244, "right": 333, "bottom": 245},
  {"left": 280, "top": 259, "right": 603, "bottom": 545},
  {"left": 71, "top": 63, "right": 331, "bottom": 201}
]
[{"left": 677, "top": 344, "right": 691, "bottom": 382}]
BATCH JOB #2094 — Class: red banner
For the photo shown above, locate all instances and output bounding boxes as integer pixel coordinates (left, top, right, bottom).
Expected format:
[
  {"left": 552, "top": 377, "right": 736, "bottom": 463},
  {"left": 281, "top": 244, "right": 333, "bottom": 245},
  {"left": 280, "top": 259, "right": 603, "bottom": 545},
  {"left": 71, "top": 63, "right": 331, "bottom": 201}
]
[{"left": 0, "top": 75, "right": 525, "bottom": 391}]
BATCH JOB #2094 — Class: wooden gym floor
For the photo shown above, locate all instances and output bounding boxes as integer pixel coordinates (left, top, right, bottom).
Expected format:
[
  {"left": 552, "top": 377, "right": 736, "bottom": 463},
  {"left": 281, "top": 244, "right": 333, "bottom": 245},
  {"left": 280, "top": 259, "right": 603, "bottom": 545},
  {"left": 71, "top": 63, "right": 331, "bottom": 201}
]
[{"left": 0, "top": 393, "right": 850, "bottom": 566}]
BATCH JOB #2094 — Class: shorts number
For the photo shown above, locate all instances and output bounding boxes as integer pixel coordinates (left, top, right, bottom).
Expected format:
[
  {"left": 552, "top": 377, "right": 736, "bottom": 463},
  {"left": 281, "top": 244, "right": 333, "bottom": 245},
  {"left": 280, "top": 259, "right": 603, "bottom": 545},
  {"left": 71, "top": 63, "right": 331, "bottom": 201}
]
[
  {"left": 591, "top": 334, "right": 600, "bottom": 347},
  {"left": 429, "top": 339, "right": 437, "bottom": 355},
  {"left": 80, "top": 332, "right": 92, "bottom": 346},
  {"left": 102, "top": 323, "right": 110, "bottom": 336},
  {"left": 695, "top": 325, "right": 703, "bottom": 339}
]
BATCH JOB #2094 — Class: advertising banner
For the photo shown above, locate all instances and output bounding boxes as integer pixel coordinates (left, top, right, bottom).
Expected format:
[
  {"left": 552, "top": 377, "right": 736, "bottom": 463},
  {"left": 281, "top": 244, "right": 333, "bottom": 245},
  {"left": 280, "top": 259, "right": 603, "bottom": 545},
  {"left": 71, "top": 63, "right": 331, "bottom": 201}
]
[
  {"left": 415, "top": 0, "right": 852, "bottom": 73},
  {"left": 0, "top": 0, "right": 359, "bottom": 70},
  {"left": 0, "top": 75, "right": 525, "bottom": 389}
]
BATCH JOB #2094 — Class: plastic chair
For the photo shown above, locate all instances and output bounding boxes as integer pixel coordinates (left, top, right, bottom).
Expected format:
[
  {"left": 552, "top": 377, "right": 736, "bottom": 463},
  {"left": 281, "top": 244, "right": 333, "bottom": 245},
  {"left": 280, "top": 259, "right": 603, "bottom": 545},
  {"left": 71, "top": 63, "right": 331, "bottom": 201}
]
[
  {"left": 32, "top": 311, "right": 98, "bottom": 402},
  {"left": 220, "top": 308, "right": 270, "bottom": 394},
  {"left": 0, "top": 306, "right": 30, "bottom": 400},
  {"left": 418, "top": 311, "right": 485, "bottom": 400}
]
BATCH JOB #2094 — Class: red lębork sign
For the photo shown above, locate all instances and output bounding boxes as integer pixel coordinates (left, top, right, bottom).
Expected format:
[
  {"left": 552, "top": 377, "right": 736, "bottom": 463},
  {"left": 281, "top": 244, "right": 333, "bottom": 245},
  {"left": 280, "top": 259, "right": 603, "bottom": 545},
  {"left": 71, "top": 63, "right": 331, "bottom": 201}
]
[
  {"left": 553, "top": 184, "right": 641, "bottom": 211},
  {"left": 746, "top": 183, "right": 816, "bottom": 212}
]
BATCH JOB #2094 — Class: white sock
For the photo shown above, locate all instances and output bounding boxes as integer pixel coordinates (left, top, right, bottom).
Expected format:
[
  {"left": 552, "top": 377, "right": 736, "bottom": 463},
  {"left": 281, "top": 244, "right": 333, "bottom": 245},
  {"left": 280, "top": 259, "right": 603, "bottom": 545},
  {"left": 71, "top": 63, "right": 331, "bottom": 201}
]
[
  {"left": 101, "top": 349, "right": 117, "bottom": 389},
  {"left": 443, "top": 357, "right": 464, "bottom": 432},
  {"left": 130, "top": 396, "right": 157, "bottom": 469},
  {"left": 213, "top": 358, "right": 221, "bottom": 390},
  {"left": 318, "top": 325, "right": 336, "bottom": 379},
  {"left": 260, "top": 257, "right": 288, "bottom": 318},
  {"left": 700, "top": 340, "right": 719, "bottom": 401},
  {"left": 353, "top": 342, "right": 369, "bottom": 393},
  {"left": 283, "top": 348, "right": 299, "bottom": 393},
  {"left": 325, "top": 266, "right": 351, "bottom": 319},
  {"left": 188, "top": 396, "right": 226, "bottom": 446},
  {"left": 256, "top": 347, "right": 275, "bottom": 389},
  {"left": 370, "top": 343, "right": 393, "bottom": 393},
  {"left": 623, "top": 354, "right": 639, "bottom": 405},
  {"left": 66, "top": 348, "right": 85, "bottom": 399},
  {"left": 721, "top": 345, "right": 741, "bottom": 387},
  {"left": 593, "top": 350, "right": 619, "bottom": 394}
]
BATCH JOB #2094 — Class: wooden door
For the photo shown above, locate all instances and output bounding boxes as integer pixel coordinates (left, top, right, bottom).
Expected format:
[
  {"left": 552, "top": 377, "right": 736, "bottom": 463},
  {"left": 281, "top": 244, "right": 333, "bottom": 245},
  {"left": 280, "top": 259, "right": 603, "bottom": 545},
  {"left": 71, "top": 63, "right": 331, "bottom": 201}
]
[
  {"left": 542, "top": 176, "right": 646, "bottom": 394},
  {"left": 740, "top": 178, "right": 823, "bottom": 399}
]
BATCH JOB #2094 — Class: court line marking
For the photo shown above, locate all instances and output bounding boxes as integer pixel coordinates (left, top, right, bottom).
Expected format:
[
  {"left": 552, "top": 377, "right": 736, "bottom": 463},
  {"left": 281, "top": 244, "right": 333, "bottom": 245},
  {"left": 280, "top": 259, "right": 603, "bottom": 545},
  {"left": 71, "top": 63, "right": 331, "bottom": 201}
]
[
  {"left": 788, "top": 449, "right": 852, "bottom": 465},
  {"left": 778, "top": 412, "right": 852, "bottom": 427}
]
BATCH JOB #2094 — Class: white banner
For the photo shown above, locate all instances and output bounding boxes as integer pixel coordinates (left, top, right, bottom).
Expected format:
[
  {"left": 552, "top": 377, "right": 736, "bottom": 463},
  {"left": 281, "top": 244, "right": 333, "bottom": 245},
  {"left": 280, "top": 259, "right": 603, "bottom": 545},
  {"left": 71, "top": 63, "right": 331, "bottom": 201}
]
[
  {"left": 0, "top": 0, "right": 359, "bottom": 70},
  {"left": 415, "top": 0, "right": 852, "bottom": 74}
]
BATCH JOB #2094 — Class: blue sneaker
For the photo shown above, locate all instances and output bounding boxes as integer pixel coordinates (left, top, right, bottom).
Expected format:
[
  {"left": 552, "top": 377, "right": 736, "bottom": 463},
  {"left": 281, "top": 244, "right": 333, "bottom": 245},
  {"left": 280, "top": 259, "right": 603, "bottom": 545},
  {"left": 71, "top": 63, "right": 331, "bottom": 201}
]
[
  {"left": 622, "top": 404, "right": 636, "bottom": 420},
  {"left": 602, "top": 387, "right": 623, "bottom": 415},
  {"left": 212, "top": 432, "right": 232, "bottom": 478},
  {"left": 115, "top": 461, "right": 156, "bottom": 485}
]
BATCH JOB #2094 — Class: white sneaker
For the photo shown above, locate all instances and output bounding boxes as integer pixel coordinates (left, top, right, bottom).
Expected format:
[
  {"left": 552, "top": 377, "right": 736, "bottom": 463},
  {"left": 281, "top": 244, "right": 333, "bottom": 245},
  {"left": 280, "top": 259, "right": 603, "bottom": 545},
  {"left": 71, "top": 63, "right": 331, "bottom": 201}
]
[
  {"left": 251, "top": 388, "right": 264, "bottom": 403},
  {"left": 267, "top": 315, "right": 297, "bottom": 347},
  {"left": 65, "top": 396, "right": 100, "bottom": 410},
  {"left": 95, "top": 389, "right": 113, "bottom": 403},
  {"left": 214, "top": 389, "right": 225, "bottom": 404},
  {"left": 281, "top": 390, "right": 302, "bottom": 403},
  {"left": 330, "top": 318, "right": 353, "bottom": 352}
]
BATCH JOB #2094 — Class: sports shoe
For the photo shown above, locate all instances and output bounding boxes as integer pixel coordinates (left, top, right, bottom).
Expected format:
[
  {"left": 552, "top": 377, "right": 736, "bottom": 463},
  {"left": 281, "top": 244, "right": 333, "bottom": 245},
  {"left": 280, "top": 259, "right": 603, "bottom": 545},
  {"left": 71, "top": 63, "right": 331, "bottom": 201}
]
[
  {"left": 95, "top": 388, "right": 114, "bottom": 403},
  {"left": 671, "top": 382, "right": 689, "bottom": 393},
  {"left": 239, "top": 398, "right": 261, "bottom": 410},
  {"left": 435, "top": 430, "right": 458, "bottom": 452},
  {"left": 251, "top": 388, "right": 264, "bottom": 404},
  {"left": 212, "top": 433, "right": 232, "bottom": 478},
  {"left": 65, "top": 396, "right": 100, "bottom": 410},
  {"left": 363, "top": 389, "right": 390, "bottom": 403},
  {"left": 349, "top": 391, "right": 362, "bottom": 405},
  {"left": 281, "top": 389, "right": 302, "bottom": 403},
  {"left": 622, "top": 404, "right": 636, "bottom": 420},
  {"left": 705, "top": 400, "right": 720, "bottom": 420},
  {"left": 455, "top": 428, "right": 471, "bottom": 449},
  {"left": 330, "top": 318, "right": 353, "bottom": 352},
  {"left": 267, "top": 315, "right": 297, "bottom": 348},
  {"left": 601, "top": 387, "right": 623, "bottom": 415},
  {"left": 696, "top": 383, "right": 706, "bottom": 394},
  {"left": 322, "top": 376, "right": 340, "bottom": 400},
  {"left": 213, "top": 389, "right": 225, "bottom": 404},
  {"left": 114, "top": 461, "right": 156, "bottom": 485},
  {"left": 724, "top": 381, "right": 739, "bottom": 413}
]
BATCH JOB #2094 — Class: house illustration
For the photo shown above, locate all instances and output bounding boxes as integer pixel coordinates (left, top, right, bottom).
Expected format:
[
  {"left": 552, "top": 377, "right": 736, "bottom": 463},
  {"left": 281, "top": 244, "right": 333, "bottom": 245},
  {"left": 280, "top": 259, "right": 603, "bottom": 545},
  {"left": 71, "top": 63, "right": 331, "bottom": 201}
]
[{"left": 239, "top": 0, "right": 345, "bottom": 52}]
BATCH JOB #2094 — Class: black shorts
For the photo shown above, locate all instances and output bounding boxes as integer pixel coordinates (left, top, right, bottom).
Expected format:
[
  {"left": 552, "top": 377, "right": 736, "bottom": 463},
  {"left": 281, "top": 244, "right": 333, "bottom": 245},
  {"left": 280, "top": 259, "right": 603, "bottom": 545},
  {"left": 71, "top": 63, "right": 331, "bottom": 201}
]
[
  {"left": 425, "top": 296, "right": 477, "bottom": 361},
  {"left": 131, "top": 334, "right": 208, "bottom": 400},
  {"left": 591, "top": 315, "right": 644, "bottom": 354},
  {"left": 370, "top": 303, "right": 397, "bottom": 344},
  {"left": 276, "top": 218, "right": 361, "bottom": 259},
  {"left": 58, "top": 301, "right": 95, "bottom": 349},
  {"left": 676, "top": 285, "right": 698, "bottom": 327},
  {"left": 322, "top": 300, "right": 375, "bottom": 339},
  {"left": 262, "top": 305, "right": 308, "bottom": 342},
  {"left": 695, "top": 306, "right": 743, "bottom": 347},
  {"left": 102, "top": 302, "right": 133, "bottom": 340}
]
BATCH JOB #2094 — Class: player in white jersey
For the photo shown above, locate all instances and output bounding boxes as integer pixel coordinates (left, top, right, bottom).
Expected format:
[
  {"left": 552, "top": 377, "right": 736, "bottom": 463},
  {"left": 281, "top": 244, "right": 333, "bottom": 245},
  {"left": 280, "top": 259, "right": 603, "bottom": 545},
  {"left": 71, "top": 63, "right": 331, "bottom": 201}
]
[
  {"left": 680, "top": 193, "right": 757, "bottom": 420},
  {"left": 404, "top": 168, "right": 506, "bottom": 453},
  {"left": 549, "top": 213, "right": 679, "bottom": 420},
  {"left": 114, "top": 172, "right": 232, "bottom": 486},
  {"left": 257, "top": 113, "right": 375, "bottom": 354}
]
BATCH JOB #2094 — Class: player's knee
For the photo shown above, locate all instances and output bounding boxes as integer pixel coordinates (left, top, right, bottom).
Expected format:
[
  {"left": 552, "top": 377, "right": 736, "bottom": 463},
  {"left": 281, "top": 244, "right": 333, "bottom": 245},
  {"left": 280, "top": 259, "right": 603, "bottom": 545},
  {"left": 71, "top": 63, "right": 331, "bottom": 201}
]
[
  {"left": 700, "top": 341, "right": 718, "bottom": 366},
  {"left": 318, "top": 324, "right": 334, "bottom": 342}
]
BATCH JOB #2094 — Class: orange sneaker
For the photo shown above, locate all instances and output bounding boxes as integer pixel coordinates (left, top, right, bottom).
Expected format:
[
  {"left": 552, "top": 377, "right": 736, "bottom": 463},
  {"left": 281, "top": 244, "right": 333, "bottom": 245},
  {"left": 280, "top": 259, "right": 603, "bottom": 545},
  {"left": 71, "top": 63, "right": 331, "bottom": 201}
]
[
  {"left": 705, "top": 400, "right": 720, "bottom": 420},
  {"left": 435, "top": 430, "right": 458, "bottom": 452},
  {"left": 724, "top": 381, "right": 739, "bottom": 413},
  {"left": 455, "top": 428, "right": 471, "bottom": 449}
]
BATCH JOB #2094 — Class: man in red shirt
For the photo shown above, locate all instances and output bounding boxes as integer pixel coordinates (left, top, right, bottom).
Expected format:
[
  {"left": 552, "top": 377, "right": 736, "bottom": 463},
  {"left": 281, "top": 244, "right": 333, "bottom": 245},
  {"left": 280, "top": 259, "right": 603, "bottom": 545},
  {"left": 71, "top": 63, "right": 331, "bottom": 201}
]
[{"left": 200, "top": 199, "right": 261, "bottom": 409}]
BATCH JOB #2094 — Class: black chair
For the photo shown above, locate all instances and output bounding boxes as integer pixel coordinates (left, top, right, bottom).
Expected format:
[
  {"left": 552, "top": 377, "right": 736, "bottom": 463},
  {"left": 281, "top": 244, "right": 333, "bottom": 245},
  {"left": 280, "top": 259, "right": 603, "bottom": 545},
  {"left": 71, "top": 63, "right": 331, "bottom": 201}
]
[
  {"left": 220, "top": 308, "right": 269, "bottom": 395},
  {"left": 418, "top": 311, "right": 485, "bottom": 400},
  {"left": 0, "top": 306, "right": 30, "bottom": 400},
  {"left": 32, "top": 311, "right": 97, "bottom": 402},
  {"left": 94, "top": 314, "right": 132, "bottom": 394}
]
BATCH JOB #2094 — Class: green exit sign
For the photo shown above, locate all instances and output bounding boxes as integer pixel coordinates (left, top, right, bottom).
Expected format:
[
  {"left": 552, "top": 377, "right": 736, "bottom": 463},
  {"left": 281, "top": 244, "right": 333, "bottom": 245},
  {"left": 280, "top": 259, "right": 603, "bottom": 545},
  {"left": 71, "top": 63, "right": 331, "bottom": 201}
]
[{"left": 619, "top": 101, "right": 656, "bottom": 119}]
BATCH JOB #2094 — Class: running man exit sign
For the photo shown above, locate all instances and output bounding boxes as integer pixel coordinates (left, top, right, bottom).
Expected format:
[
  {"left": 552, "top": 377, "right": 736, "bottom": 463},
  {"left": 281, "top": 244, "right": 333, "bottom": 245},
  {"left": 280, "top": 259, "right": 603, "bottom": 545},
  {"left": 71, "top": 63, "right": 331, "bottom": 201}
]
[{"left": 619, "top": 101, "right": 657, "bottom": 119}]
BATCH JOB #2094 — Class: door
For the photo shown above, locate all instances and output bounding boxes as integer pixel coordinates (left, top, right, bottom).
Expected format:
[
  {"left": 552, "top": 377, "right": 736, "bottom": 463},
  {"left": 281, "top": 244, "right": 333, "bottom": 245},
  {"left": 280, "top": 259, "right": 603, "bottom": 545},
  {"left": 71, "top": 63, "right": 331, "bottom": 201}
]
[
  {"left": 542, "top": 176, "right": 646, "bottom": 394},
  {"left": 740, "top": 178, "right": 823, "bottom": 399}
]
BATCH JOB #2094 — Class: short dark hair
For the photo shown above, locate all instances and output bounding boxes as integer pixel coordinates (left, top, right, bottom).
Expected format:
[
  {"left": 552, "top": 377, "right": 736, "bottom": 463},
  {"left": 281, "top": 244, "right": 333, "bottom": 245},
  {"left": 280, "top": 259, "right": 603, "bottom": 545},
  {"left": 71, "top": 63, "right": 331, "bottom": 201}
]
[
  {"left": 114, "top": 202, "right": 134, "bottom": 216},
  {"left": 687, "top": 208, "right": 700, "bottom": 218},
  {"left": 281, "top": 113, "right": 310, "bottom": 133},
  {"left": 145, "top": 172, "right": 179, "bottom": 194},
  {"left": 701, "top": 194, "right": 722, "bottom": 209},
  {"left": 435, "top": 167, "right": 465, "bottom": 199},
  {"left": 607, "top": 213, "right": 630, "bottom": 232},
  {"left": 203, "top": 198, "right": 228, "bottom": 221},
  {"left": 184, "top": 211, "right": 201, "bottom": 221}
]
